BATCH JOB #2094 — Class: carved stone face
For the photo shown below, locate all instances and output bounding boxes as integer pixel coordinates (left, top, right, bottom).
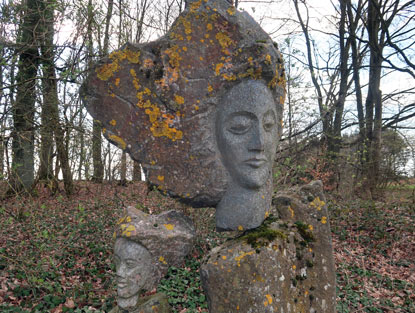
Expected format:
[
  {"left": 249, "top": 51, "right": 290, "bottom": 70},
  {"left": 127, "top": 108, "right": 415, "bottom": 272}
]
[
  {"left": 114, "top": 238, "right": 153, "bottom": 300},
  {"left": 216, "top": 80, "right": 278, "bottom": 190}
]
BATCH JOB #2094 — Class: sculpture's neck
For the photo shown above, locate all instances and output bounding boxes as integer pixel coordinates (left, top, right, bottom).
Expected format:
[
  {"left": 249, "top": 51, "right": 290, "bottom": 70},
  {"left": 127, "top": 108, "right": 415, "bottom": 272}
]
[
  {"left": 118, "top": 295, "right": 138, "bottom": 311},
  {"left": 215, "top": 182, "right": 271, "bottom": 231}
]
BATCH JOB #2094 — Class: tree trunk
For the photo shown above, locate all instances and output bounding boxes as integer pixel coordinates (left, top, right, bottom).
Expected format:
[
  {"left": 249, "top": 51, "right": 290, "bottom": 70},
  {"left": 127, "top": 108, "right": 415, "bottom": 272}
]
[
  {"left": 39, "top": 0, "right": 73, "bottom": 195},
  {"left": 364, "top": 0, "right": 384, "bottom": 194},
  {"left": 92, "top": 120, "right": 104, "bottom": 182},
  {"left": 120, "top": 151, "right": 127, "bottom": 184},
  {"left": 133, "top": 161, "right": 141, "bottom": 181},
  {"left": 11, "top": 0, "right": 41, "bottom": 192}
]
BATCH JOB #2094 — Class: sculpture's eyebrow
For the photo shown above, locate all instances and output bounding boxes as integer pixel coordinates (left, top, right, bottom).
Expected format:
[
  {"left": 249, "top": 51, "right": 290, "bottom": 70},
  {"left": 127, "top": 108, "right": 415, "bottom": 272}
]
[{"left": 226, "top": 111, "right": 256, "bottom": 121}]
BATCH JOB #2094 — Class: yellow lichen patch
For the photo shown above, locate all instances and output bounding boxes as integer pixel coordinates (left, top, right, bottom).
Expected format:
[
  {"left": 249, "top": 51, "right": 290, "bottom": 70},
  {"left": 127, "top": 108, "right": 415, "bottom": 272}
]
[
  {"left": 288, "top": 206, "right": 295, "bottom": 218},
  {"left": 205, "top": 34, "right": 210, "bottom": 39},
  {"left": 150, "top": 121, "right": 183, "bottom": 141},
  {"left": 207, "top": 23, "right": 213, "bottom": 31},
  {"left": 121, "top": 224, "right": 136, "bottom": 237},
  {"left": 124, "top": 48, "right": 141, "bottom": 64},
  {"left": 115, "top": 78, "right": 120, "bottom": 86},
  {"left": 199, "top": 56, "right": 204, "bottom": 60},
  {"left": 234, "top": 251, "right": 254, "bottom": 266},
  {"left": 310, "top": 197, "right": 325, "bottom": 210},
  {"left": 321, "top": 216, "right": 327, "bottom": 224},
  {"left": 164, "top": 45, "right": 182, "bottom": 68},
  {"left": 194, "top": 105, "right": 199, "bottom": 111},
  {"left": 163, "top": 224, "right": 175, "bottom": 230},
  {"left": 216, "top": 32, "right": 233, "bottom": 49},
  {"left": 265, "top": 54, "right": 272, "bottom": 64},
  {"left": 309, "top": 248, "right": 313, "bottom": 252},
  {"left": 108, "top": 134, "right": 126, "bottom": 150},
  {"left": 236, "top": 305, "right": 240, "bottom": 310},
  {"left": 174, "top": 94, "right": 185, "bottom": 105},
  {"left": 227, "top": 6, "right": 236, "bottom": 15},
  {"left": 308, "top": 224, "right": 314, "bottom": 231},
  {"left": 264, "top": 211, "right": 270, "bottom": 218},
  {"left": 215, "top": 63, "right": 223, "bottom": 76},
  {"left": 190, "top": 0, "right": 202, "bottom": 12},
  {"left": 157, "top": 175, "right": 165, "bottom": 181},
  {"left": 221, "top": 255, "right": 227, "bottom": 260},
  {"left": 159, "top": 256, "right": 167, "bottom": 265},
  {"left": 109, "top": 50, "right": 126, "bottom": 62},
  {"left": 102, "top": 128, "right": 106, "bottom": 134},
  {"left": 292, "top": 265, "right": 297, "bottom": 270},
  {"left": 265, "top": 294, "right": 273, "bottom": 305},
  {"left": 222, "top": 73, "right": 236, "bottom": 81},
  {"left": 109, "top": 119, "right": 117, "bottom": 126},
  {"left": 96, "top": 62, "right": 119, "bottom": 81},
  {"left": 238, "top": 225, "right": 244, "bottom": 231},
  {"left": 182, "top": 46, "right": 188, "bottom": 52},
  {"left": 117, "top": 215, "right": 132, "bottom": 224},
  {"left": 208, "top": 84, "right": 213, "bottom": 92}
]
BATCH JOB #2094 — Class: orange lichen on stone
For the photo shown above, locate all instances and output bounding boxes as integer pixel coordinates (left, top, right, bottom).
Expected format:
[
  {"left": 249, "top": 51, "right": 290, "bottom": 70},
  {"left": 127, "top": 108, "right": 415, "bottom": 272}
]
[
  {"left": 288, "top": 206, "right": 295, "bottom": 218},
  {"left": 115, "top": 78, "right": 120, "bottom": 86},
  {"left": 108, "top": 134, "right": 127, "bottom": 150},
  {"left": 310, "top": 197, "right": 325, "bottom": 210},
  {"left": 163, "top": 224, "right": 174, "bottom": 230},
  {"left": 175, "top": 95, "right": 185, "bottom": 105},
  {"left": 207, "top": 23, "right": 213, "bottom": 31},
  {"left": 227, "top": 6, "right": 236, "bottom": 15},
  {"left": 96, "top": 62, "right": 119, "bottom": 81},
  {"left": 109, "top": 119, "right": 117, "bottom": 126},
  {"left": 157, "top": 175, "right": 165, "bottom": 181},
  {"left": 321, "top": 216, "right": 327, "bottom": 224},
  {"left": 124, "top": 48, "right": 141, "bottom": 63},
  {"left": 143, "top": 58, "right": 154, "bottom": 69},
  {"left": 265, "top": 294, "right": 273, "bottom": 305},
  {"left": 190, "top": 0, "right": 202, "bottom": 12},
  {"left": 216, "top": 32, "right": 233, "bottom": 49},
  {"left": 235, "top": 251, "right": 254, "bottom": 266},
  {"left": 308, "top": 224, "right": 314, "bottom": 231},
  {"left": 159, "top": 256, "right": 167, "bottom": 265},
  {"left": 208, "top": 84, "right": 213, "bottom": 92},
  {"left": 165, "top": 45, "right": 182, "bottom": 68},
  {"left": 223, "top": 73, "right": 236, "bottom": 81}
]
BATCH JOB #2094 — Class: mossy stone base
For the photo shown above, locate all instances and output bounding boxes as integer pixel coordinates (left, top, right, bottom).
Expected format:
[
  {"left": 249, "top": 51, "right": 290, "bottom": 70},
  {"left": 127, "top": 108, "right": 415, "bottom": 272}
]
[{"left": 200, "top": 181, "right": 336, "bottom": 313}]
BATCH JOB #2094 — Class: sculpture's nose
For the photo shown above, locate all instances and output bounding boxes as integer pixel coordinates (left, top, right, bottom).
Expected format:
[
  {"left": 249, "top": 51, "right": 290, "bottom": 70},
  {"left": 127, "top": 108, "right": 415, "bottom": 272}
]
[{"left": 248, "top": 123, "right": 265, "bottom": 152}]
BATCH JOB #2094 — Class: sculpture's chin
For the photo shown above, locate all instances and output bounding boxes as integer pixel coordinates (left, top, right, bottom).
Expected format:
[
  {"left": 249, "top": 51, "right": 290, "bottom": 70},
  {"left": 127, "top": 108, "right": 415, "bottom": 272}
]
[{"left": 235, "top": 168, "right": 270, "bottom": 190}]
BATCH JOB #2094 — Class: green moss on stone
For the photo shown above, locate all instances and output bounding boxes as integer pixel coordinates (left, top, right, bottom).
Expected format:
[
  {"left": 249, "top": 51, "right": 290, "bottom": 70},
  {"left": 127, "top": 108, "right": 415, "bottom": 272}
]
[{"left": 240, "top": 214, "right": 287, "bottom": 249}]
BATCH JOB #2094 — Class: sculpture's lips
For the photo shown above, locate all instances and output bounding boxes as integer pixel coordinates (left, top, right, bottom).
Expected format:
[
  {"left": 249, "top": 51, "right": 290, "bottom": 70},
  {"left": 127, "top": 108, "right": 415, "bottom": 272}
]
[
  {"left": 117, "top": 281, "right": 128, "bottom": 289},
  {"left": 244, "top": 158, "right": 267, "bottom": 168}
]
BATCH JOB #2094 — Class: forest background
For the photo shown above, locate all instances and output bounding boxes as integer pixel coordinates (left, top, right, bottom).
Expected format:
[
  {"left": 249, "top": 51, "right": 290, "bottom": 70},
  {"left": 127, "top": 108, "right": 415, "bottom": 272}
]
[{"left": 0, "top": 0, "right": 414, "bottom": 312}]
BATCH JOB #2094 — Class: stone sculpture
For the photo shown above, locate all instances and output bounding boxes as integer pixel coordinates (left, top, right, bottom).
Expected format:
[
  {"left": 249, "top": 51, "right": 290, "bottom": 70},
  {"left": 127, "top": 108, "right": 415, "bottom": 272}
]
[
  {"left": 110, "top": 207, "right": 195, "bottom": 312},
  {"left": 82, "top": 0, "right": 336, "bottom": 312},
  {"left": 81, "top": 0, "right": 285, "bottom": 231}
]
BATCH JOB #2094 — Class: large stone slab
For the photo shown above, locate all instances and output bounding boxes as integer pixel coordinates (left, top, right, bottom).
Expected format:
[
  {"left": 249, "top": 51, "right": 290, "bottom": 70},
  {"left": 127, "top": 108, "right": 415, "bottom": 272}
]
[
  {"left": 200, "top": 181, "right": 336, "bottom": 313},
  {"left": 81, "top": 0, "right": 286, "bottom": 230}
]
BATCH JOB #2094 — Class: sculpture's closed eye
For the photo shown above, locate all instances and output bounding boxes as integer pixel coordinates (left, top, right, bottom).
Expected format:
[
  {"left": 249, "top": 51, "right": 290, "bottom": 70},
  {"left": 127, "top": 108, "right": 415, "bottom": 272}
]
[
  {"left": 226, "top": 113, "right": 254, "bottom": 135},
  {"left": 263, "top": 111, "right": 276, "bottom": 132}
]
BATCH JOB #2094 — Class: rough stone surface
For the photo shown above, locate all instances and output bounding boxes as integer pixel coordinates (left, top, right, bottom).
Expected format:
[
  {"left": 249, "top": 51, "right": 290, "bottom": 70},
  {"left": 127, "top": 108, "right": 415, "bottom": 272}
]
[
  {"left": 109, "top": 292, "right": 171, "bottom": 313},
  {"left": 200, "top": 181, "right": 336, "bottom": 313},
  {"left": 81, "top": 0, "right": 285, "bottom": 231}
]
